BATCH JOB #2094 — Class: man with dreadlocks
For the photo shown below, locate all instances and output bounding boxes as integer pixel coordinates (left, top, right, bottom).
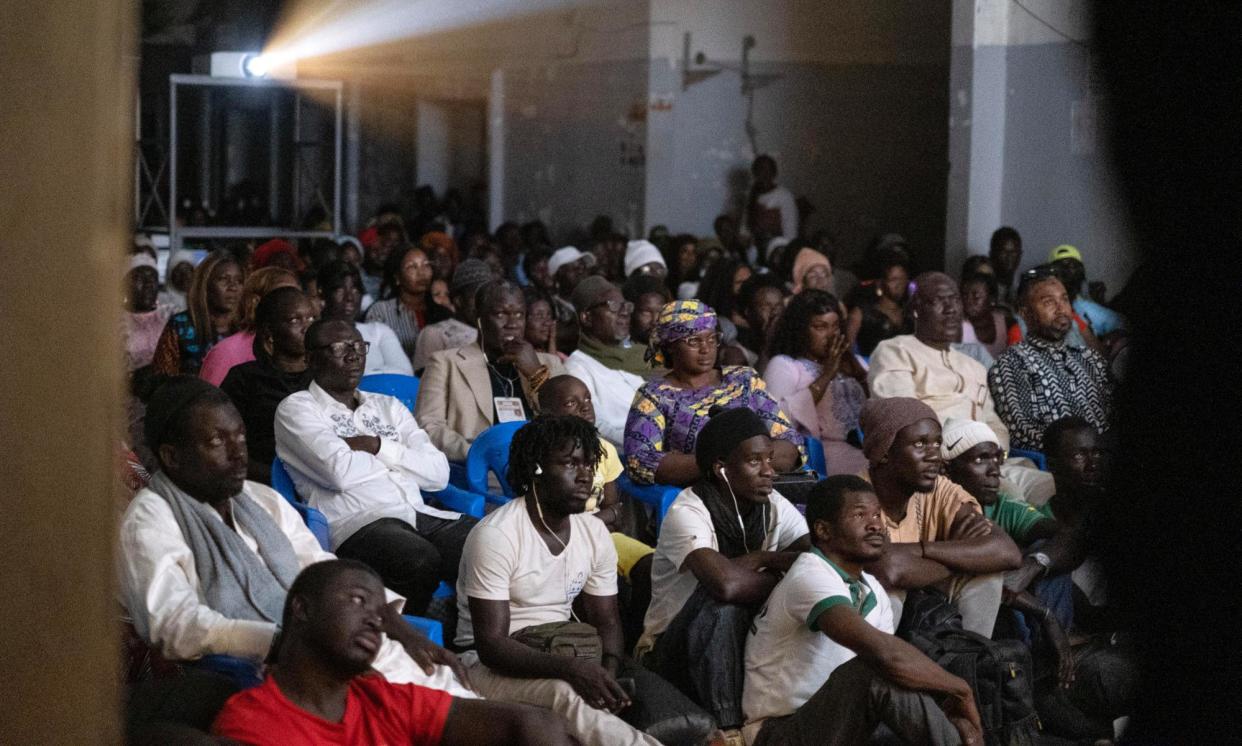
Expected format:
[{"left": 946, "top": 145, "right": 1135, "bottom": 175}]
[
  {"left": 453, "top": 415, "right": 666, "bottom": 746},
  {"left": 636, "top": 407, "right": 810, "bottom": 732}
]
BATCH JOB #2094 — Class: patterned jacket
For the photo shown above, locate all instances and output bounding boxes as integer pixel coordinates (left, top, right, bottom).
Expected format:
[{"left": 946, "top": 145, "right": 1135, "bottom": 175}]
[{"left": 987, "top": 336, "right": 1113, "bottom": 452}]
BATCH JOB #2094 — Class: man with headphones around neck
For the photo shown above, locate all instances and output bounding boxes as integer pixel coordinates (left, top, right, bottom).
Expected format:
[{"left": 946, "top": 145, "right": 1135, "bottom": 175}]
[
  {"left": 415, "top": 279, "right": 566, "bottom": 462},
  {"left": 636, "top": 407, "right": 811, "bottom": 732},
  {"left": 455, "top": 416, "right": 689, "bottom": 746}
]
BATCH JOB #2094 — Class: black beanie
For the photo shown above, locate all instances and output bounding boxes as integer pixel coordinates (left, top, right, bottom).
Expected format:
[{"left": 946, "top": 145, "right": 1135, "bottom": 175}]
[{"left": 694, "top": 406, "right": 771, "bottom": 475}]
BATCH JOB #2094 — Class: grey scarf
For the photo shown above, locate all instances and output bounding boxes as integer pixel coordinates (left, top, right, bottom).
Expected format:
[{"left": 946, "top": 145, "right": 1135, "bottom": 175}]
[{"left": 149, "top": 471, "right": 301, "bottom": 623}]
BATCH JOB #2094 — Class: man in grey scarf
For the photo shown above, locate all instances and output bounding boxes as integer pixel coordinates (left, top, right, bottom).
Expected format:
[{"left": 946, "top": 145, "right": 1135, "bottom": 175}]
[{"left": 118, "top": 377, "right": 474, "bottom": 738}]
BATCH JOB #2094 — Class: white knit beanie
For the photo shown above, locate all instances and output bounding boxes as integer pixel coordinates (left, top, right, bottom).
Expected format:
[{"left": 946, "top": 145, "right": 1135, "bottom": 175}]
[
  {"left": 940, "top": 417, "right": 1000, "bottom": 461},
  {"left": 624, "top": 240, "right": 666, "bottom": 277}
]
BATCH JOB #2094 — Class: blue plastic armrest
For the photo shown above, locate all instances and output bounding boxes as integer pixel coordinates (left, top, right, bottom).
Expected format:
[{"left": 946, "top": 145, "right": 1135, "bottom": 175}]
[
  {"left": 617, "top": 473, "right": 680, "bottom": 528},
  {"left": 1009, "top": 447, "right": 1048, "bottom": 471},
  {"left": 401, "top": 615, "right": 444, "bottom": 646},
  {"left": 425, "top": 483, "right": 485, "bottom": 518},
  {"left": 191, "top": 655, "right": 264, "bottom": 689},
  {"left": 433, "top": 581, "right": 454, "bottom": 599}
]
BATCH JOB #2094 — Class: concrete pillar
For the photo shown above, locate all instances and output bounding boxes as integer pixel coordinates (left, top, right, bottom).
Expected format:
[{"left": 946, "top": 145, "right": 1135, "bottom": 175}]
[
  {"left": 0, "top": 0, "right": 134, "bottom": 742},
  {"left": 945, "top": 0, "right": 1010, "bottom": 274}
]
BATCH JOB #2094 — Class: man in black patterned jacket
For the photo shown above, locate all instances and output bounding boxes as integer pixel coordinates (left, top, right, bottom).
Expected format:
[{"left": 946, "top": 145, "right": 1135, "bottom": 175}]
[{"left": 987, "top": 268, "right": 1113, "bottom": 453}]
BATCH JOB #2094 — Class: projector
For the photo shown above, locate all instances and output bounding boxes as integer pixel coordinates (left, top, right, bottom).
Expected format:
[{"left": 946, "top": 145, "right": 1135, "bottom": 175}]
[{"left": 192, "top": 52, "right": 296, "bottom": 80}]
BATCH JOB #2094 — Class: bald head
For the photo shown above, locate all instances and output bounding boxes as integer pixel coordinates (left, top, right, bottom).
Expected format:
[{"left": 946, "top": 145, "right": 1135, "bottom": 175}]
[{"left": 912, "top": 272, "right": 963, "bottom": 350}]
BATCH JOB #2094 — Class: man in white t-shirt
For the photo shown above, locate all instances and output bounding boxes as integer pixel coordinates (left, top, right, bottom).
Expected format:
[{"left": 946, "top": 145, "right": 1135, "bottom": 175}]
[
  {"left": 457, "top": 416, "right": 701, "bottom": 746},
  {"left": 636, "top": 407, "right": 810, "bottom": 730},
  {"left": 742, "top": 475, "right": 982, "bottom": 746}
]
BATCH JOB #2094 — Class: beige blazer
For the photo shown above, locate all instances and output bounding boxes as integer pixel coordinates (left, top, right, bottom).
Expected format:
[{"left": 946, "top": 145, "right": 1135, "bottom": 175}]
[{"left": 414, "top": 343, "right": 566, "bottom": 462}]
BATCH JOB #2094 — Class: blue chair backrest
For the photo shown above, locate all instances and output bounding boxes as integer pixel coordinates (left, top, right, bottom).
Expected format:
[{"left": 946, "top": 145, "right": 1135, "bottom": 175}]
[
  {"left": 271, "top": 457, "right": 331, "bottom": 550},
  {"left": 616, "top": 473, "right": 680, "bottom": 531},
  {"left": 191, "top": 655, "right": 263, "bottom": 689},
  {"left": 466, "top": 420, "right": 527, "bottom": 503},
  {"left": 1009, "top": 447, "right": 1048, "bottom": 471},
  {"left": 271, "top": 457, "right": 297, "bottom": 503},
  {"left": 359, "top": 373, "right": 420, "bottom": 411},
  {"left": 805, "top": 436, "right": 827, "bottom": 476},
  {"left": 402, "top": 615, "right": 444, "bottom": 646}
]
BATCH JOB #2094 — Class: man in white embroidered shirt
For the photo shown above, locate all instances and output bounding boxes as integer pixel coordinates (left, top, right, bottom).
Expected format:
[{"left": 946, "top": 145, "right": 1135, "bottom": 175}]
[
  {"left": 275, "top": 319, "right": 477, "bottom": 615},
  {"left": 742, "top": 475, "right": 981, "bottom": 746},
  {"left": 117, "top": 376, "right": 472, "bottom": 728}
]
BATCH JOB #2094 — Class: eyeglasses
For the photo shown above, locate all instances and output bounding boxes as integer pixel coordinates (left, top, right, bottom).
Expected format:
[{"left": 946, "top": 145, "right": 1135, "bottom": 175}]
[
  {"left": 678, "top": 332, "right": 722, "bottom": 350},
  {"left": 310, "top": 340, "right": 370, "bottom": 358},
  {"left": 590, "top": 299, "right": 634, "bottom": 315}
]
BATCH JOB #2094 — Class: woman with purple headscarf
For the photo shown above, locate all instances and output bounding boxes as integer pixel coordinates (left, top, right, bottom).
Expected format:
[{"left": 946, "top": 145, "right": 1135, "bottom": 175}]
[{"left": 623, "top": 300, "right": 804, "bottom": 485}]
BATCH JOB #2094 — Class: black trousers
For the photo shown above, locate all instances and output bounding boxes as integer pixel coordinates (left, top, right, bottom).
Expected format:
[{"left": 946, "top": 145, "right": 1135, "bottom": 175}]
[
  {"left": 336, "top": 513, "right": 478, "bottom": 615},
  {"left": 643, "top": 585, "right": 754, "bottom": 729}
]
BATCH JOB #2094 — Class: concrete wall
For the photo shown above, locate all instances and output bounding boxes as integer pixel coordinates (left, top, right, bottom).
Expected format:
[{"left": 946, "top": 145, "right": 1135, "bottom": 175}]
[
  {"left": 495, "top": 2, "right": 652, "bottom": 240},
  {"left": 306, "top": 0, "right": 651, "bottom": 239},
  {"left": 645, "top": 0, "right": 952, "bottom": 271},
  {"left": 946, "top": 0, "right": 1135, "bottom": 292},
  {"left": 503, "top": 58, "right": 650, "bottom": 240}
]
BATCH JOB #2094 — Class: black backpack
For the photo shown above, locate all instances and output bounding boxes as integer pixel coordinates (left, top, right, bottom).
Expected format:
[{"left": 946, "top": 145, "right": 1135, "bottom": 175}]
[{"left": 898, "top": 590, "right": 1042, "bottom": 746}]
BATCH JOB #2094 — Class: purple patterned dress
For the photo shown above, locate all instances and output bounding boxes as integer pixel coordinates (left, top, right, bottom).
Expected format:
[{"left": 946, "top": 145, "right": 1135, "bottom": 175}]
[{"left": 623, "top": 365, "right": 804, "bottom": 483}]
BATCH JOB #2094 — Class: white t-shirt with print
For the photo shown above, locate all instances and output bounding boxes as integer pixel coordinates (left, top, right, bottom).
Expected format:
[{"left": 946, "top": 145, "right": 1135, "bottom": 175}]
[
  {"left": 635, "top": 487, "right": 808, "bottom": 655},
  {"left": 742, "top": 549, "right": 894, "bottom": 729},
  {"left": 455, "top": 496, "right": 618, "bottom": 647}
]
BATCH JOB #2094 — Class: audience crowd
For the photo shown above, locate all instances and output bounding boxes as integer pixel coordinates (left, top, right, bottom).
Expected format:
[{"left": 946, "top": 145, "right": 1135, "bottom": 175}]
[{"left": 118, "top": 155, "right": 1133, "bottom": 745}]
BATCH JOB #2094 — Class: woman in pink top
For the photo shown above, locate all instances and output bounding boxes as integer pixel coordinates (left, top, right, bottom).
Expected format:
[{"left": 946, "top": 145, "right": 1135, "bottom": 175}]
[
  {"left": 763, "top": 289, "right": 870, "bottom": 475},
  {"left": 960, "top": 272, "right": 1008, "bottom": 360},
  {"left": 199, "top": 266, "right": 300, "bottom": 386}
]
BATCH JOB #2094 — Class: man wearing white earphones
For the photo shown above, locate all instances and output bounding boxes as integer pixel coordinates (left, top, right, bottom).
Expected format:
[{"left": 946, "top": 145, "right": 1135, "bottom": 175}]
[
  {"left": 636, "top": 407, "right": 811, "bottom": 733},
  {"left": 454, "top": 416, "right": 702, "bottom": 746}
]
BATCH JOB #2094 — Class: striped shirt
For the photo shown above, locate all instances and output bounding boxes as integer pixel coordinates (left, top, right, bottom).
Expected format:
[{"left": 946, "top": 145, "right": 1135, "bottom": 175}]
[{"left": 365, "top": 298, "right": 421, "bottom": 360}]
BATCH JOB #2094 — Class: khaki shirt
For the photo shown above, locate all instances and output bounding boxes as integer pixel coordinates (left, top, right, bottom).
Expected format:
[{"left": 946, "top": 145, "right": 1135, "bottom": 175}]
[{"left": 882, "top": 475, "right": 980, "bottom": 544}]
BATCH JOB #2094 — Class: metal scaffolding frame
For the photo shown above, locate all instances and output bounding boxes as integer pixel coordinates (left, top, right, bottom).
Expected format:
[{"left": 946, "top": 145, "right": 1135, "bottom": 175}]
[{"left": 167, "top": 73, "right": 343, "bottom": 251}]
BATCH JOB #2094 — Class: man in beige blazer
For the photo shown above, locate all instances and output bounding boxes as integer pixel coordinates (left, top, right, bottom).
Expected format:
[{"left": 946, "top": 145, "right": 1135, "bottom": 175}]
[{"left": 415, "top": 280, "right": 566, "bottom": 462}]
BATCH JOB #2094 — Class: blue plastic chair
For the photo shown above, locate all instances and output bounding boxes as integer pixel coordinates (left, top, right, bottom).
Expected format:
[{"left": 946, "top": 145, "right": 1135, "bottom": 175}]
[
  {"left": 271, "top": 459, "right": 454, "bottom": 634},
  {"left": 424, "top": 483, "right": 485, "bottom": 518},
  {"left": 805, "top": 436, "right": 827, "bottom": 476},
  {"left": 191, "top": 655, "right": 263, "bottom": 689},
  {"left": 1010, "top": 447, "right": 1048, "bottom": 471},
  {"left": 465, "top": 421, "right": 527, "bottom": 505},
  {"left": 271, "top": 458, "right": 331, "bottom": 551},
  {"left": 616, "top": 473, "right": 681, "bottom": 530},
  {"left": 402, "top": 614, "right": 444, "bottom": 646},
  {"left": 359, "top": 373, "right": 420, "bottom": 411},
  {"left": 271, "top": 457, "right": 298, "bottom": 502}
]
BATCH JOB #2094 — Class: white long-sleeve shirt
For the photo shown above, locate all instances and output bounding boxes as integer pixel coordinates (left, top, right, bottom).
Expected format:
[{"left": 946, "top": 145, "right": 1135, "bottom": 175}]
[
  {"left": 275, "top": 381, "right": 455, "bottom": 549},
  {"left": 357, "top": 320, "right": 414, "bottom": 376},
  {"left": 564, "top": 350, "right": 644, "bottom": 448},
  {"left": 116, "top": 480, "right": 471, "bottom": 696}
]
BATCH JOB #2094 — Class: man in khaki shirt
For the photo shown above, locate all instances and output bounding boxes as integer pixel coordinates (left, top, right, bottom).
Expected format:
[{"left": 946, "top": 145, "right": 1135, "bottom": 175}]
[{"left": 860, "top": 397, "right": 1021, "bottom": 637}]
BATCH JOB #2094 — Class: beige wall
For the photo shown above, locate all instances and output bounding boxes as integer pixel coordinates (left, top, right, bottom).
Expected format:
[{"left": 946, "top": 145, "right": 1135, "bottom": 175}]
[{"left": 0, "top": 0, "right": 135, "bottom": 741}]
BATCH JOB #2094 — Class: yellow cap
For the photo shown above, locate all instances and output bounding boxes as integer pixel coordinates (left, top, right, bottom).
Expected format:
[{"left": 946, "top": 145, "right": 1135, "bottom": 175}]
[{"left": 1049, "top": 244, "right": 1082, "bottom": 263}]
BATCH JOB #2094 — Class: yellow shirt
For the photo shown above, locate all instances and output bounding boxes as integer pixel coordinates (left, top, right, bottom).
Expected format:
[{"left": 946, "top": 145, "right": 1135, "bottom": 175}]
[{"left": 586, "top": 439, "right": 623, "bottom": 513}]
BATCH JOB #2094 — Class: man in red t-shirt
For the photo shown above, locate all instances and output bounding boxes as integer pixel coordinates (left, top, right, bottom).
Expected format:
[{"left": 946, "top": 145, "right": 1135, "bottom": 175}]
[{"left": 212, "top": 559, "right": 573, "bottom": 745}]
